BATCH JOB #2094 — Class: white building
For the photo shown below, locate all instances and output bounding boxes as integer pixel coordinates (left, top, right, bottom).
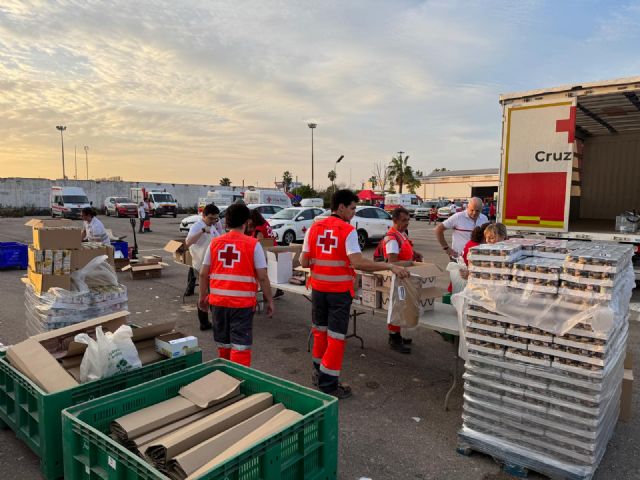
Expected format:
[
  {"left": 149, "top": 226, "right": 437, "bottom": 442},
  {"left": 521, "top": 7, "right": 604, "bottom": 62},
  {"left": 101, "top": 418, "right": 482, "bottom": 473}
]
[{"left": 420, "top": 168, "right": 499, "bottom": 201}]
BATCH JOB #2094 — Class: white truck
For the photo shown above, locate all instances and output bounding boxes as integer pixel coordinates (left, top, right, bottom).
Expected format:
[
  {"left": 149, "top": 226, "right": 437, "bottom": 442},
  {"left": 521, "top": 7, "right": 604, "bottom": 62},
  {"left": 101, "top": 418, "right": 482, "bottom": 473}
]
[
  {"left": 50, "top": 186, "right": 91, "bottom": 219},
  {"left": 383, "top": 193, "right": 421, "bottom": 216},
  {"left": 130, "top": 187, "right": 178, "bottom": 217},
  {"left": 243, "top": 190, "right": 291, "bottom": 208},
  {"left": 497, "top": 76, "right": 640, "bottom": 278},
  {"left": 197, "top": 190, "right": 244, "bottom": 213}
]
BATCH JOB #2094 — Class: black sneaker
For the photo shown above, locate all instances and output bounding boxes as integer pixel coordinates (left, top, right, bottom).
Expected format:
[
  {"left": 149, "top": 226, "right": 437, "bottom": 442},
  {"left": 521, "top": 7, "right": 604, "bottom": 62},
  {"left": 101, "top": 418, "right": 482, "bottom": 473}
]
[
  {"left": 274, "top": 289, "right": 285, "bottom": 299},
  {"left": 389, "top": 334, "right": 411, "bottom": 354},
  {"left": 311, "top": 370, "right": 319, "bottom": 386},
  {"left": 199, "top": 322, "right": 213, "bottom": 331},
  {"left": 402, "top": 336, "right": 413, "bottom": 345},
  {"left": 325, "top": 383, "right": 352, "bottom": 399}
]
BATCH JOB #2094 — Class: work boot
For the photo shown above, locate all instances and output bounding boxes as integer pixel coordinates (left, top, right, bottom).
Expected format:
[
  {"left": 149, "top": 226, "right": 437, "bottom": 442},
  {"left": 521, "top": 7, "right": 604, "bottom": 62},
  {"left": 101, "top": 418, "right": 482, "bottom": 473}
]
[
  {"left": 325, "top": 383, "right": 352, "bottom": 400},
  {"left": 199, "top": 321, "right": 212, "bottom": 331},
  {"left": 311, "top": 370, "right": 319, "bottom": 386},
  {"left": 389, "top": 333, "right": 411, "bottom": 354}
]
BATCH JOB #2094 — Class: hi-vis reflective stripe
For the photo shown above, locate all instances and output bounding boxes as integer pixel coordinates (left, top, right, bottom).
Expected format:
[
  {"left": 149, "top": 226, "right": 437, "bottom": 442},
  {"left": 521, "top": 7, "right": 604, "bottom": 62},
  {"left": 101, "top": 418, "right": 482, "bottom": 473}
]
[
  {"left": 216, "top": 342, "right": 232, "bottom": 349},
  {"left": 210, "top": 288, "right": 256, "bottom": 298},
  {"left": 311, "top": 273, "right": 354, "bottom": 282},
  {"left": 327, "top": 330, "right": 345, "bottom": 340},
  {"left": 231, "top": 344, "right": 252, "bottom": 351},
  {"left": 210, "top": 273, "right": 257, "bottom": 283},
  {"left": 312, "top": 324, "right": 327, "bottom": 332},
  {"left": 320, "top": 365, "right": 340, "bottom": 376},
  {"left": 310, "top": 259, "right": 347, "bottom": 267}
]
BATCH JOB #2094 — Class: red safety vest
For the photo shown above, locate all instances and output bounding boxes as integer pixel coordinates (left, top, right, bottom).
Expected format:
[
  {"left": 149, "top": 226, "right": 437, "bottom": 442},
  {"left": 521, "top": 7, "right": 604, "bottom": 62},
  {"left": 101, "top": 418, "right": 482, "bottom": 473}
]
[
  {"left": 307, "top": 215, "right": 356, "bottom": 294},
  {"left": 382, "top": 227, "right": 414, "bottom": 261},
  {"left": 208, "top": 231, "right": 258, "bottom": 308}
]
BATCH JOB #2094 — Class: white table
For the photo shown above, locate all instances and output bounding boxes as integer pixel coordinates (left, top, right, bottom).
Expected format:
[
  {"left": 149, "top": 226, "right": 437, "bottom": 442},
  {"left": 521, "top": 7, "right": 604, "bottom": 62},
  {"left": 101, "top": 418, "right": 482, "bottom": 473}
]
[{"left": 270, "top": 282, "right": 462, "bottom": 410}]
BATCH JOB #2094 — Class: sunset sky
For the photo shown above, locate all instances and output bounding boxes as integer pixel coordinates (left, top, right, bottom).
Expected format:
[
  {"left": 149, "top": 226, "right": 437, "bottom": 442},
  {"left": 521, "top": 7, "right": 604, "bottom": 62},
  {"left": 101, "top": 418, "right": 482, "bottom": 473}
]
[{"left": 1, "top": 1, "right": 639, "bottom": 188}]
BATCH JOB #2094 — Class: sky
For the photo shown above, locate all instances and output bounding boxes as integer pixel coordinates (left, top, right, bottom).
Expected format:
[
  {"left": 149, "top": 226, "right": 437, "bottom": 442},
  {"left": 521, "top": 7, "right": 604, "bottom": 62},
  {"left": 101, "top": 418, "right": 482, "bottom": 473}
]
[{"left": 1, "top": 0, "right": 640, "bottom": 189}]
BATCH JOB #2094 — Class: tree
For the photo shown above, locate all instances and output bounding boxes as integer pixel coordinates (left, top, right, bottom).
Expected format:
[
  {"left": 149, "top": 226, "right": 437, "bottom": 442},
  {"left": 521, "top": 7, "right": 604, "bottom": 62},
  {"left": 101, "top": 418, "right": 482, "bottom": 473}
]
[
  {"left": 291, "top": 184, "right": 317, "bottom": 198},
  {"left": 282, "top": 171, "right": 293, "bottom": 192},
  {"left": 387, "top": 153, "right": 412, "bottom": 194},
  {"left": 368, "top": 175, "right": 377, "bottom": 189},
  {"left": 372, "top": 161, "right": 389, "bottom": 192},
  {"left": 327, "top": 169, "right": 337, "bottom": 187},
  {"left": 219, "top": 177, "right": 231, "bottom": 186}
]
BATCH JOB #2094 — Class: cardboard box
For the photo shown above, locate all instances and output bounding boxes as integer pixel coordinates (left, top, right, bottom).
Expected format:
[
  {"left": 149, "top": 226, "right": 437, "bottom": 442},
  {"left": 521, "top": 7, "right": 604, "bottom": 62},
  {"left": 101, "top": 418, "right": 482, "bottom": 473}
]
[
  {"left": 26, "top": 218, "right": 83, "bottom": 250},
  {"left": 267, "top": 250, "right": 293, "bottom": 284},
  {"left": 380, "top": 289, "right": 391, "bottom": 311},
  {"left": 6, "top": 311, "right": 130, "bottom": 393},
  {"left": 361, "top": 290, "right": 380, "bottom": 309},
  {"left": 155, "top": 332, "right": 199, "bottom": 358},
  {"left": 265, "top": 245, "right": 302, "bottom": 268},
  {"left": 114, "top": 257, "right": 130, "bottom": 271},
  {"left": 164, "top": 239, "right": 192, "bottom": 266},
  {"left": 621, "top": 368, "right": 633, "bottom": 422},
  {"left": 123, "top": 263, "right": 163, "bottom": 279},
  {"left": 27, "top": 268, "right": 71, "bottom": 294},
  {"left": 361, "top": 274, "right": 379, "bottom": 291},
  {"left": 71, "top": 243, "right": 115, "bottom": 270}
]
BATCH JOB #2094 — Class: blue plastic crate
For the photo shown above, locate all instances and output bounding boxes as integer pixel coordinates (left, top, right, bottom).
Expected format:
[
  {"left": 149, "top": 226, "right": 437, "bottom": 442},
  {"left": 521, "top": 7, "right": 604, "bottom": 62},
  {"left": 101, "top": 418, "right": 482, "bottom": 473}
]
[
  {"left": 111, "top": 240, "right": 128, "bottom": 259},
  {"left": 0, "top": 242, "right": 28, "bottom": 269}
]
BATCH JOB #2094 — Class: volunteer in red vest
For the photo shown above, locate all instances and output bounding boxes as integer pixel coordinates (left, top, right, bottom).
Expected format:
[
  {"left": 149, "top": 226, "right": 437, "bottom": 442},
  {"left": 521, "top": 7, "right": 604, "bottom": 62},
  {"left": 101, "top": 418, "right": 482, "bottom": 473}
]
[
  {"left": 380, "top": 206, "right": 423, "bottom": 354},
  {"left": 198, "top": 203, "right": 274, "bottom": 367},
  {"left": 300, "top": 189, "right": 409, "bottom": 399}
]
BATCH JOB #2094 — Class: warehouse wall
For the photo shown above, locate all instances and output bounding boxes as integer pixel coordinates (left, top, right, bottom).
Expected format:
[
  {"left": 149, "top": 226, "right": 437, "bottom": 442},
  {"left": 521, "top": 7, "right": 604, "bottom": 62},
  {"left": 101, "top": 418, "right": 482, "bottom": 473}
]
[
  {"left": 0, "top": 178, "right": 247, "bottom": 209},
  {"left": 421, "top": 180, "right": 497, "bottom": 200}
]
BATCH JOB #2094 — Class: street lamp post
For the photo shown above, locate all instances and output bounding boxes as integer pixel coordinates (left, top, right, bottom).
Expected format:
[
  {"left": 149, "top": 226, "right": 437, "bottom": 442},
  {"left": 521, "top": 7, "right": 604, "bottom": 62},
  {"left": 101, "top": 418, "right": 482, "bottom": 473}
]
[
  {"left": 307, "top": 123, "right": 317, "bottom": 190},
  {"left": 84, "top": 146, "right": 89, "bottom": 180},
  {"left": 332, "top": 155, "right": 344, "bottom": 191},
  {"left": 56, "top": 125, "right": 67, "bottom": 179}
]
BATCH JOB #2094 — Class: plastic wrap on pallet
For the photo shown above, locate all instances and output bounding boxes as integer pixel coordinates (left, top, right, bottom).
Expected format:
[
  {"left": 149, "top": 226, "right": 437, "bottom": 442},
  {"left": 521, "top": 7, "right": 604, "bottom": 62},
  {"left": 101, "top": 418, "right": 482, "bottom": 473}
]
[{"left": 24, "top": 283, "right": 128, "bottom": 336}]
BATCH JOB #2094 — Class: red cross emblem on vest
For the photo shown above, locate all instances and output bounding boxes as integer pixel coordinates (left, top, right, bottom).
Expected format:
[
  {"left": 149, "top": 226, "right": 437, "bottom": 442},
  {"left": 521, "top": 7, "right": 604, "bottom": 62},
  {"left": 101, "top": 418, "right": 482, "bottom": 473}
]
[
  {"left": 218, "top": 244, "right": 241, "bottom": 268},
  {"left": 317, "top": 230, "right": 338, "bottom": 254}
]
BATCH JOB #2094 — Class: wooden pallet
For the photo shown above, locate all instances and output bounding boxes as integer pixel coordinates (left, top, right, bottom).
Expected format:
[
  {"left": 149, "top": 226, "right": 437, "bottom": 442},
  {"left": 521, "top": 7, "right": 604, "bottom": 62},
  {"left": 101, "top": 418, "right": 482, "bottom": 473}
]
[{"left": 457, "top": 432, "right": 595, "bottom": 480}]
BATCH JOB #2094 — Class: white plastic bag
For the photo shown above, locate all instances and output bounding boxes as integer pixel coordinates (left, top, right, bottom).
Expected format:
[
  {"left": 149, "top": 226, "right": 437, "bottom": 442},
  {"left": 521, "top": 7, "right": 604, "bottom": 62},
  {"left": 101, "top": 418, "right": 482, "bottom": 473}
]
[
  {"left": 447, "top": 260, "right": 467, "bottom": 294},
  {"left": 75, "top": 325, "right": 142, "bottom": 382},
  {"left": 71, "top": 255, "right": 118, "bottom": 291}
]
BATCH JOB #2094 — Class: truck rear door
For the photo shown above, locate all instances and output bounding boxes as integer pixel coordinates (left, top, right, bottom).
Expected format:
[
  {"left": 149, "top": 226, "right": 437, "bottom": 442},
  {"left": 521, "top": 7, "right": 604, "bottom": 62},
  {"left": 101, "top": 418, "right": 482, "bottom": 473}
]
[{"left": 499, "top": 99, "right": 576, "bottom": 231}]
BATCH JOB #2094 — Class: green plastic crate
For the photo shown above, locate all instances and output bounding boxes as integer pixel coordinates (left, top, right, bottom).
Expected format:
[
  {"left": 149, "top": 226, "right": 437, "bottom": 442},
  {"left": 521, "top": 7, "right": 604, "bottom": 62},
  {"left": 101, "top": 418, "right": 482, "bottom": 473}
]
[
  {"left": 62, "top": 359, "right": 338, "bottom": 480},
  {"left": 0, "top": 349, "right": 202, "bottom": 480}
]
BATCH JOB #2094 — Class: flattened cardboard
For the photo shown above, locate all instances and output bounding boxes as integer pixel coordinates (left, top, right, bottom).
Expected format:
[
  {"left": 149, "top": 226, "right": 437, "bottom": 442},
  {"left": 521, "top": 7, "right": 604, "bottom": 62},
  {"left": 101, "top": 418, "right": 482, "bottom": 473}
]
[
  {"left": 137, "top": 345, "right": 165, "bottom": 365},
  {"left": 168, "top": 404, "right": 286, "bottom": 478},
  {"left": 620, "top": 369, "right": 633, "bottom": 422},
  {"left": 131, "top": 321, "right": 176, "bottom": 342},
  {"left": 6, "top": 339, "right": 78, "bottom": 393},
  {"left": 111, "top": 396, "right": 203, "bottom": 442},
  {"left": 27, "top": 268, "right": 71, "bottom": 294},
  {"left": 625, "top": 351, "right": 633, "bottom": 370},
  {"left": 187, "top": 409, "right": 303, "bottom": 479},
  {"left": 132, "top": 396, "right": 246, "bottom": 451},
  {"left": 145, "top": 393, "right": 273, "bottom": 467},
  {"left": 267, "top": 250, "right": 292, "bottom": 284},
  {"left": 71, "top": 244, "right": 114, "bottom": 270},
  {"left": 179, "top": 371, "right": 242, "bottom": 408}
]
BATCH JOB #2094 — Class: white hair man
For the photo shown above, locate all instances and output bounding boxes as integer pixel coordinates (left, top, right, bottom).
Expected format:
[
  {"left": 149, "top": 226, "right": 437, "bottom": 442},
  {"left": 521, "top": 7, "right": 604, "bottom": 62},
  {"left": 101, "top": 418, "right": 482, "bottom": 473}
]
[{"left": 435, "top": 197, "right": 488, "bottom": 257}]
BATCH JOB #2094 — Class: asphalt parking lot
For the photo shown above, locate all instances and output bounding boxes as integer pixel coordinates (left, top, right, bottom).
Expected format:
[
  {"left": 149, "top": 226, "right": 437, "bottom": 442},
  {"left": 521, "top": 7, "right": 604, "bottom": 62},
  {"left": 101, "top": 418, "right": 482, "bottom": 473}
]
[{"left": 0, "top": 214, "right": 638, "bottom": 480}]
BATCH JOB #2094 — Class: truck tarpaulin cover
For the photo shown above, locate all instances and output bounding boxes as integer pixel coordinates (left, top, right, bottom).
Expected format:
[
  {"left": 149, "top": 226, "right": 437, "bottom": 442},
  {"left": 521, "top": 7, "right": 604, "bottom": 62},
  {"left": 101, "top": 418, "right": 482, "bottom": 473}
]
[{"left": 501, "top": 101, "right": 576, "bottom": 230}]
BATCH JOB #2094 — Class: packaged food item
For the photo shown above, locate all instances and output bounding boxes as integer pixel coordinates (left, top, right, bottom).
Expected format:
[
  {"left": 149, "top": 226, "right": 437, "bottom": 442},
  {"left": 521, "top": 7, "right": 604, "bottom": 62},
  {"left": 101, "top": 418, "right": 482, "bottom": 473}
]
[{"left": 43, "top": 250, "right": 54, "bottom": 275}]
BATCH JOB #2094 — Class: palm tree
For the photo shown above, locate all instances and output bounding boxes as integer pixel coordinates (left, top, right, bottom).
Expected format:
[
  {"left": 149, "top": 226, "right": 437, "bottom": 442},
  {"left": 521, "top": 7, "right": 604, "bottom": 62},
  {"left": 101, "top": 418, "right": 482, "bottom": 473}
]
[
  {"left": 328, "top": 170, "right": 337, "bottom": 190},
  {"left": 368, "top": 175, "right": 377, "bottom": 189},
  {"left": 219, "top": 177, "right": 231, "bottom": 186},
  {"left": 282, "top": 171, "right": 293, "bottom": 192},
  {"left": 387, "top": 153, "right": 411, "bottom": 193}
]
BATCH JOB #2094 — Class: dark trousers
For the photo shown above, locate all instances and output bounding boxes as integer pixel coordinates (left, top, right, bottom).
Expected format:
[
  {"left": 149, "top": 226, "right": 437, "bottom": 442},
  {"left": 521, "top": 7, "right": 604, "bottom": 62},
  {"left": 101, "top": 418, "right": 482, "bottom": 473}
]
[
  {"left": 186, "top": 267, "right": 197, "bottom": 295},
  {"left": 212, "top": 305, "right": 254, "bottom": 366},
  {"left": 311, "top": 290, "right": 352, "bottom": 392},
  {"left": 138, "top": 218, "right": 144, "bottom": 233}
]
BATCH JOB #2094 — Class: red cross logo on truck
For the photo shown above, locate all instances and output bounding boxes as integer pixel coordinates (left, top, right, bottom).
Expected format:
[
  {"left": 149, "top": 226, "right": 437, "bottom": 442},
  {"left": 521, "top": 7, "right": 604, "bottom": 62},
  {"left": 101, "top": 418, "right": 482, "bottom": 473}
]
[
  {"left": 556, "top": 106, "right": 576, "bottom": 143},
  {"left": 317, "top": 230, "right": 338, "bottom": 254},
  {"left": 218, "top": 244, "right": 240, "bottom": 268}
]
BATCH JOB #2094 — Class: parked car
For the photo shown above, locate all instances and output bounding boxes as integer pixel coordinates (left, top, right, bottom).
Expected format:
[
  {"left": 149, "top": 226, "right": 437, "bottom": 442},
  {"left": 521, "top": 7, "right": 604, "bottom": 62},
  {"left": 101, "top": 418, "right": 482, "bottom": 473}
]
[
  {"left": 437, "top": 201, "right": 464, "bottom": 221},
  {"left": 104, "top": 197, "right": 138, "bottom": 217},
  {"left": 314, "top": 206, "right": 392, "bottom": 249},
  {"left": 414, "top": 200, "right": 447, "bottom": 221},
  {"left": 268, "top": 207, "right": 326, "bottom": 245},
  {"left": 246, "top": 204, "right": 284, "bottom": 220},
  {"left": 179, "top": 206, "right": 228, "bottom": 233}
]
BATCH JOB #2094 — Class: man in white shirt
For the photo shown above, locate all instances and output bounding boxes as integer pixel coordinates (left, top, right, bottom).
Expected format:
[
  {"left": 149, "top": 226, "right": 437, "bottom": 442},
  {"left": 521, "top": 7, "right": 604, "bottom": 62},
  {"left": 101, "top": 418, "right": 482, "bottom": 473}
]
[
  {"left": 186, "top": 204, "right": 223, "bottom": 330},
  {"left": 435, "top": 197, "right": 488, "bottom": 257},
  {"left": 137, "top": 202, "right": 146, "bottom": 233},
  {"left": 80, "top": 207, "right": 111, "bottom": 246}
]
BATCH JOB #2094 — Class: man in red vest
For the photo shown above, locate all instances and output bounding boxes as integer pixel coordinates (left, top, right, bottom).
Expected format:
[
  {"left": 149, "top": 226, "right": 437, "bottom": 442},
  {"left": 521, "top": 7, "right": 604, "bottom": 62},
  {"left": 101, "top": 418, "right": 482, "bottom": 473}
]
[
  {"left": 198, "top": 203, "right": 274, "bottom": 367},
  {"left": 381, "top": 206, "right": 424, "bottom": 354},
  {"left": 300, "top": 190, "right": 409, "bottom": 399}
]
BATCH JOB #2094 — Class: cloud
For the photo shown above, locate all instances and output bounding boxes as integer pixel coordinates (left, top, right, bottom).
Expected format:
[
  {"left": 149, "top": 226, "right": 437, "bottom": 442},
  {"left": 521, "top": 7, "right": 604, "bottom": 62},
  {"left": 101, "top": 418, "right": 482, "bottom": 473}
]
[{"left": 0, "top": 0, "right": 638, "bottom": 186}]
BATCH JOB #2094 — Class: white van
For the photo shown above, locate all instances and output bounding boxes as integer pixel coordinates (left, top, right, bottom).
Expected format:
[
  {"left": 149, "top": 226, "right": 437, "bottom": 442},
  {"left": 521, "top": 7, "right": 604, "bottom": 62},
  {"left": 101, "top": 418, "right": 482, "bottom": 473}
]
[
  {"left": 243, "top": 190, "right": 291, "bottom": 208},
  {"left": 198, "top": 190, "right": 244, "bottom": 212},
  {"left": 130, "top": 187, "right": 179, "bottom": 217},
  {"left": 300, "top": 198, "right": 324, "bottom": 208},
  {"left": 383, "top": 193, "right": 421, "bottom": 215},
  {"left": 50, "top": 186, "right": 91, "bottom": 219}
]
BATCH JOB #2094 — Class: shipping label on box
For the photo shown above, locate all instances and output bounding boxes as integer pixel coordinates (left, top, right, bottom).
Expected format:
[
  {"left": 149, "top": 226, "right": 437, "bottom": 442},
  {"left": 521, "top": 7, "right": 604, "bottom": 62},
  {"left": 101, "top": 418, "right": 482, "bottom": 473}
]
[
  {"left": 155, "top": 332, "right": 199, "bottom": 358},
  {"left": 267, "top": 250, "right": 293, "bottom": 284}
]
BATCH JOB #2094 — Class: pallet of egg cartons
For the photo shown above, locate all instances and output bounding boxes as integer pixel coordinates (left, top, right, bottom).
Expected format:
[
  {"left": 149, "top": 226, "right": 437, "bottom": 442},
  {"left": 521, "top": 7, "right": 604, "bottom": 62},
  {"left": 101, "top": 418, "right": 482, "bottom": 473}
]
[
  {"left": 457, "top": 241, "right": 634, "bottom": 480},
  {"left": 24, "top": 283, "right": 128, "bottom": 335}
]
